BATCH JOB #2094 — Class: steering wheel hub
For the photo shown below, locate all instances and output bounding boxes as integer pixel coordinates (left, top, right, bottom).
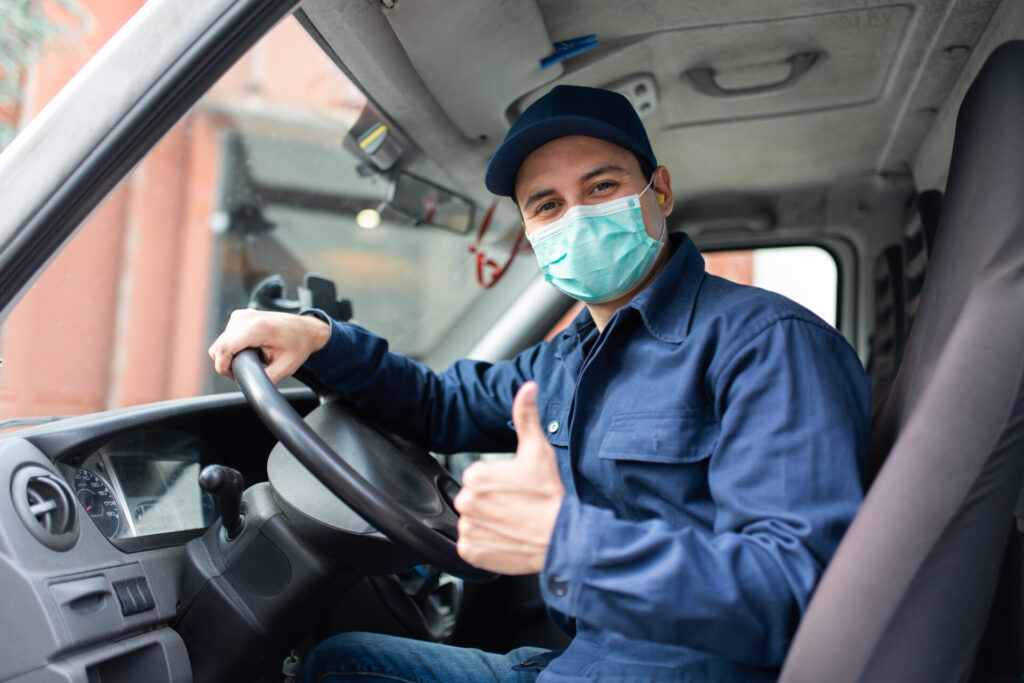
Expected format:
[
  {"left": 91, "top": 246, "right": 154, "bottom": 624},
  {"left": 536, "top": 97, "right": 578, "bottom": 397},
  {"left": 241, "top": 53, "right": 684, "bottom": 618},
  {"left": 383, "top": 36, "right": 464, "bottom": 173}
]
[{"left": 232, "top": 349, "right": 491, "bottom": 580}]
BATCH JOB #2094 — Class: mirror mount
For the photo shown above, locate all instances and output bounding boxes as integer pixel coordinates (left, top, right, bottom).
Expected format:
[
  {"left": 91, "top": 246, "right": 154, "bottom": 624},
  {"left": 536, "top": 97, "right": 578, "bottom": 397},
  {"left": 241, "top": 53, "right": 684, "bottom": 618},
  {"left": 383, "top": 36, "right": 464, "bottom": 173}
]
[{"left": 387, "top": 170, "right": 475, "bottom": 234}]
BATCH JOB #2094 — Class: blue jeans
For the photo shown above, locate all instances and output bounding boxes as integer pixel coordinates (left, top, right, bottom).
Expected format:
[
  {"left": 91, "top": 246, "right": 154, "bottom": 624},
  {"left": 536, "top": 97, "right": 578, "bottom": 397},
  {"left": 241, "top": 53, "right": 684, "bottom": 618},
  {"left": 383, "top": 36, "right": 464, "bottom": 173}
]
[{"left": 301, "top": 631, "right": 556, "bottom": 682}]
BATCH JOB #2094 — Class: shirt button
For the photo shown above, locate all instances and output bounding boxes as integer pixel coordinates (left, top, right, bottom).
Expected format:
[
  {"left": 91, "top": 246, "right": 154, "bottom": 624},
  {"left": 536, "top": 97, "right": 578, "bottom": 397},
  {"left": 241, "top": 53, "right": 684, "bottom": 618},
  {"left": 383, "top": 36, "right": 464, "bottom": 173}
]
[
  {"left": 548, "top": 575, "right": 568, "bottom": 596},
  {"left": 547, "top": 420, "right": 560, "bottom": 434}
]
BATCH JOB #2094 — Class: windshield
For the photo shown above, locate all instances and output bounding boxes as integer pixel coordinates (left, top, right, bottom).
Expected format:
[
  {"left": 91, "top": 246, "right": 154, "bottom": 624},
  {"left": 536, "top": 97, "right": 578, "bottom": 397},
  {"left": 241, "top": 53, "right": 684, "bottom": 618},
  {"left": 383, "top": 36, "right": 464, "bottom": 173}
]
[{"left": 0, "top": 15, "right": 492, "bottom": 426}]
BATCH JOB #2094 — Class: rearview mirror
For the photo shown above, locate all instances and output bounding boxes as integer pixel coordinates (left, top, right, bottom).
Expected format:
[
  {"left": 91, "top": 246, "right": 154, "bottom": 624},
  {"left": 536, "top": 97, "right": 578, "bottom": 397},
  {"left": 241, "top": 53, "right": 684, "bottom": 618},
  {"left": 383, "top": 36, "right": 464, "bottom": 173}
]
[{"left": 388, "top": 171, "right": 475, "bottom": 234}]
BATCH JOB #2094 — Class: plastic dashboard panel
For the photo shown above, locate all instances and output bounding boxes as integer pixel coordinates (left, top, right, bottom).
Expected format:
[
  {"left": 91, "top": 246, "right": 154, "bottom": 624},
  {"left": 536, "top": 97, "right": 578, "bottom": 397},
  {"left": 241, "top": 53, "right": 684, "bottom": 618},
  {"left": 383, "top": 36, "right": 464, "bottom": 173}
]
[
  {"left": 60, "top": 432, "right": 217, "bottom": 544},
  {"left": 0, "top": 388, "right": 316, "bottom": 681}
]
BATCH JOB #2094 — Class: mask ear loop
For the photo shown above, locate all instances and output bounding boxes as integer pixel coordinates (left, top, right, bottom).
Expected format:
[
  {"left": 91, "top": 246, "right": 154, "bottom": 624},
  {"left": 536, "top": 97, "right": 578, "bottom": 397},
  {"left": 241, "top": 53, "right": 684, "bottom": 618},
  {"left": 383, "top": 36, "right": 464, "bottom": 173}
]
[
  {"left": 641, "top": 173, "right": 665, "bottom": 205},
  {"left": 639, "top": 174, "right": 656, "bottom": 198},
  {"left": 652, "top": 211, "right": 668, "bottom": 244},
  {"left": 649, "top": 176, "right": 669, "bottom": 244}
]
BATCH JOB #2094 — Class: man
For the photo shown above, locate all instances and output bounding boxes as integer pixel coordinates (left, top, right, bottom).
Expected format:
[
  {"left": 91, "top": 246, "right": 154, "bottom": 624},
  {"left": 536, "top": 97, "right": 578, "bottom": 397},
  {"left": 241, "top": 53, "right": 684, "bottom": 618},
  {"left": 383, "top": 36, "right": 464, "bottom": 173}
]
[{"left": 209, "top": 85, "right": 868, "bottom": 681}]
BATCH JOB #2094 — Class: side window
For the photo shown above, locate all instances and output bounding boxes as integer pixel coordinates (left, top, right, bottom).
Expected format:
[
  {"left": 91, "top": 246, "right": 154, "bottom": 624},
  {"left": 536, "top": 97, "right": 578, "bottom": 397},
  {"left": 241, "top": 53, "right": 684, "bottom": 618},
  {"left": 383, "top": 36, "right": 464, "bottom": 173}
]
[
  {"left": 704, "top": 246, "right": 838, "bottom": 326},
  {"left": 544, "top": 243, "right": 840, "bottom": 342}
]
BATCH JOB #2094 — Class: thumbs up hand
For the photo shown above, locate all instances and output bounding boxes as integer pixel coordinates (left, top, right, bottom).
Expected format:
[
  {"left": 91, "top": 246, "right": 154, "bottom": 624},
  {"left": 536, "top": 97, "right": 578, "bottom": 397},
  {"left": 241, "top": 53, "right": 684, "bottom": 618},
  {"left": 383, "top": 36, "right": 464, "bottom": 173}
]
[{"left": 453, "top": 382, "right": 565, "bottom": 575}]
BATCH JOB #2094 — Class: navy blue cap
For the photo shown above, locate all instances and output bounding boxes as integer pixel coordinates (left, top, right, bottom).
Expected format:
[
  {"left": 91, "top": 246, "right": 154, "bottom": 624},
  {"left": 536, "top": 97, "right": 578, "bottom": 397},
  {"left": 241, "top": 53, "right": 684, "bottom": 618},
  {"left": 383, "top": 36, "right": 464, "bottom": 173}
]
[{"left": 484, "top": 85, "right": 658, "bottom": 197}]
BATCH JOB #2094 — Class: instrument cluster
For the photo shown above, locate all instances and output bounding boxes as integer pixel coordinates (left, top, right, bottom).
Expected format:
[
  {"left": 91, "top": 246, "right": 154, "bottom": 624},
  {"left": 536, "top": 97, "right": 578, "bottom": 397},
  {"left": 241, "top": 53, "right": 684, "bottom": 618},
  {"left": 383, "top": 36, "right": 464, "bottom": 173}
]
[{"left": 61, "top": 429, "right": 218, "bottom": 540}]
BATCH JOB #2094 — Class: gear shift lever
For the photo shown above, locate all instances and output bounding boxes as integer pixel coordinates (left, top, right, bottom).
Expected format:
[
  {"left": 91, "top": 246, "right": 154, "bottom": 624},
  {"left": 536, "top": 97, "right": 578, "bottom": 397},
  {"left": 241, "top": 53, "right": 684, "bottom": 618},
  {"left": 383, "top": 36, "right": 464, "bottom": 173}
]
[{"left": 199, "top": 465, "right": 245, "bottom": 540}]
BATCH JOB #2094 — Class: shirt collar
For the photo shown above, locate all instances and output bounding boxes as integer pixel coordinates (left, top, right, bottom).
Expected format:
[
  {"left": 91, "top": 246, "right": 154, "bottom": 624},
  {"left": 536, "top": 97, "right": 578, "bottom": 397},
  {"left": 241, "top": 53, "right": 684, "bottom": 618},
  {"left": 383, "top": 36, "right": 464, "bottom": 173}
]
[
  {"left": 555, "top": 232, "right": 705, "bottom": 349},
  {"left": 553, "top": 306, "right": 596, "bottom": 357},
  {"left": 626, "top": 232, "right": 705, "bottom": 344}
]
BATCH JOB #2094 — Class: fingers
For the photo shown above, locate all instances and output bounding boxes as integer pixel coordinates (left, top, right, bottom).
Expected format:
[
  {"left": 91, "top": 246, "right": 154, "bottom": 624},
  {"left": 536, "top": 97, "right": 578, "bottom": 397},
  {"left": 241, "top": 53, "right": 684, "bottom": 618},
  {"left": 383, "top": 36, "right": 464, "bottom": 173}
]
[
  {"left": 207, "top": 309, "right": 304, "bottom": 383},
  {"left": 511, "top": 381, "right": 548, "bottom": 457},
  {"left": 208, "top": 334, "right": 238, "bottom": 382},
  {"left": 454, "top": 457, "right": 560, "bottom": 575},
  {"left": 208, "top": 309, "right": 255, "bottom": 379},
  {"left": 455, "top": 500, "right": 550, "bottom": 575},
  {"left": 263, "top": 350, "right": 301, "bottom": 386},
  {"left": 455, "top": 491, "right": 551, "bottom": 545}
]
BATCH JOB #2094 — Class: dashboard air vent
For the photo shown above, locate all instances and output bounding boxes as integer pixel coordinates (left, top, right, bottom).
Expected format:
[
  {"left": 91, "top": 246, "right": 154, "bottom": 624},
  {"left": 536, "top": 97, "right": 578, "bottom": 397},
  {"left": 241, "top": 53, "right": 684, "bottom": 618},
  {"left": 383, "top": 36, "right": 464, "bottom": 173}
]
[{"left": 11, "top": 465, "right": 78, "bottom": 551}]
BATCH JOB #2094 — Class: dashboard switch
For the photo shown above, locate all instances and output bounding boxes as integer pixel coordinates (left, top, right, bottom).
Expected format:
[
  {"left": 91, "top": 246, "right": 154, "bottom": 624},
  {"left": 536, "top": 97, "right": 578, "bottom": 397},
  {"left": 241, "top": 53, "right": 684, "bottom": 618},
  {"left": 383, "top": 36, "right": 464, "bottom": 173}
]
[{"left": 113, "top": 576, "right": 154, "bottom": 616}]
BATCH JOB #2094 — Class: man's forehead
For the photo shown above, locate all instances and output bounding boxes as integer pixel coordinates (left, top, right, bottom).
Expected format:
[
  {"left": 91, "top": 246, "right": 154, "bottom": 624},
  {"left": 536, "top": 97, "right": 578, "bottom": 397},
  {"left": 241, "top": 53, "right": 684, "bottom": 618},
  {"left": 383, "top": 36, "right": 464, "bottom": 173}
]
[{"left": 514, "top": 135, "right": 641, "bottom": 194}]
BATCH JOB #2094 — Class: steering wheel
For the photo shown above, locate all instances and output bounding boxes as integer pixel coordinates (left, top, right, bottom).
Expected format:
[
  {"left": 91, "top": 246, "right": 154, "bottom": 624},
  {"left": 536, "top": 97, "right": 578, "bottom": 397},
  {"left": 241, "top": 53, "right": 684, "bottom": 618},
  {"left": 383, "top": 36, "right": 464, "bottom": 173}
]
[{"left": 231, "top": 348, "right": 495, "bottom": 581}]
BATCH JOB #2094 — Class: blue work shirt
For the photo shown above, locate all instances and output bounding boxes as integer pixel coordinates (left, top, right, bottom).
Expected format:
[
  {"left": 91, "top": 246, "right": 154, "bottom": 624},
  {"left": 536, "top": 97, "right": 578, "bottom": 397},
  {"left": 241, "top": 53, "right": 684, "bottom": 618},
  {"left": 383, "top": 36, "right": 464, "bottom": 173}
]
[{"left": 303, "top": 233, "right": 869, "bottom": 681}]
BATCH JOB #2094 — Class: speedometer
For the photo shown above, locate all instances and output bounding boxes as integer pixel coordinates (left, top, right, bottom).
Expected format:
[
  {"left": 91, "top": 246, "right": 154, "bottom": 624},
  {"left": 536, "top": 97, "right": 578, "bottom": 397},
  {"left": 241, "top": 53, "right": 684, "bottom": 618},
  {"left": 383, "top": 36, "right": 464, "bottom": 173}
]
[{"left": 74, "top": 469, "right": 121, "bottom": 538}]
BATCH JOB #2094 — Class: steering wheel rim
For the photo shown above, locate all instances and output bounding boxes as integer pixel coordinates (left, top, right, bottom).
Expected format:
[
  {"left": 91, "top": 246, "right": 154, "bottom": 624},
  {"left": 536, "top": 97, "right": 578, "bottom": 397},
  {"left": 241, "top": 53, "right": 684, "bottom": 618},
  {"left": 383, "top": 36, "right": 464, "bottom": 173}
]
[{"left": 231, "top": 348, "right": 495, "bottom": 581}]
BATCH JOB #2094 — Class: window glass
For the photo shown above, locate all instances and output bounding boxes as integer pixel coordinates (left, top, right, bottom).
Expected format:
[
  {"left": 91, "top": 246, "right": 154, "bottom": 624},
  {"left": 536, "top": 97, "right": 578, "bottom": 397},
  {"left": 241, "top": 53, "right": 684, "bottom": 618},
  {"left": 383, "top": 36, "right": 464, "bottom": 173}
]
[
  {"left": 544, "top": 244, "right": 839, "bottom": 342},
  {"left": 0, "top": 15, "right": 490, "bottom": 428},
  {"left": 703, "top": 246, "right": 838, "bottom": 325}
]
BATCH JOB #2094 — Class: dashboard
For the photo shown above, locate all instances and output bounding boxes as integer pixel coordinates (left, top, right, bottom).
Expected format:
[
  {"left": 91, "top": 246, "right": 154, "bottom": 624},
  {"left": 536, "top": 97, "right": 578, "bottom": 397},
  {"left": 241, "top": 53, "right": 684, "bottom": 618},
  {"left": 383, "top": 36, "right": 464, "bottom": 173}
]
[
  {"left": 0, "top": 389, "right": 318, "bottom": 682},
  {"left": 58, "top": 429, "right": 218, "bottom": 540}
]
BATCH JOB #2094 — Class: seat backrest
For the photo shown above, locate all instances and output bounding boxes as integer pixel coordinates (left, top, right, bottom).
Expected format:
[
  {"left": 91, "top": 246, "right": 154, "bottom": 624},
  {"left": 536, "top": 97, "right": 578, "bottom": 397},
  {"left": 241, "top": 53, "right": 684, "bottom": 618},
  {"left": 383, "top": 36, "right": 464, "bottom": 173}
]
[
  {"left": 866, "top": 191, "right": 944, "bottom": 479},
  {"left": 780, "top": 41, "right": 1024, "bottom": 683},
  {"left": 901, "top": 192, "right": 938, "bottom": 339},
  {"left": 867, "top": 244, "right": 905, "bottom": 416},
  {"left": 915, "top": 189, "right": 943, "bottom": 262}
]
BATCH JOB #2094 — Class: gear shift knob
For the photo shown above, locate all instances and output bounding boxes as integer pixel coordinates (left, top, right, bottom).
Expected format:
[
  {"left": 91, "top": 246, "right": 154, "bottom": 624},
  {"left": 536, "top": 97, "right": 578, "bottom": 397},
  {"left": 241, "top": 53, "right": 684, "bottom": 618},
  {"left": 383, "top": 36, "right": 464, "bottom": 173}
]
[{"left": 199, "top": 465, "right": 245, "bottom": 540}]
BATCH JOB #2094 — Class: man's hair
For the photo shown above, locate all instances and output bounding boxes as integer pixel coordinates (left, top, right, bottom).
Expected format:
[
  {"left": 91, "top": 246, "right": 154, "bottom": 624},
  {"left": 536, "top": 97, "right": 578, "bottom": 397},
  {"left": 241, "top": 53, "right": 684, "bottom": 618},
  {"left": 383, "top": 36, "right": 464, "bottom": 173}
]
[{"left": 511, "top": 151, "right": 655, "bottom": 212}]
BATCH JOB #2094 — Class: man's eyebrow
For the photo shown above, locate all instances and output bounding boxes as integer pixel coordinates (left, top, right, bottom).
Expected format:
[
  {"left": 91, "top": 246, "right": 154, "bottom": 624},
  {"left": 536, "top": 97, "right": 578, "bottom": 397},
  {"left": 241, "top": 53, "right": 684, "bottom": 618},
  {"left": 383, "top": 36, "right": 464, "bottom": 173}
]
[
  {"left": 524, "top": 188, "right": 556, "bottom": 212},
  {"left": 579, "top": 164, "right": 629, "bottom": 183},
  {"left": 523, "top": 165, "right": 631, "bottom": 211}
]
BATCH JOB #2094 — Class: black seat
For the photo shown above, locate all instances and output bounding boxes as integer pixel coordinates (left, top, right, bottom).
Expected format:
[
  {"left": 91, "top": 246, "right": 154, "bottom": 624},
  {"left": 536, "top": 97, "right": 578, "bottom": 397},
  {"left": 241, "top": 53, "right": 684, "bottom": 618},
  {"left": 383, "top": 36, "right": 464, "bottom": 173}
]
[
  {"left": 867, "top": 245, "right": 905, "bottom": 420},
  {"left": 780, "top": 40, "right": 1024, "bottom": 682},
  {"left": 901, "top": 190, "right": 942, "bottom": 343},
  {"left": 866, "top": 191, "right": 944, "bottom": 479}
]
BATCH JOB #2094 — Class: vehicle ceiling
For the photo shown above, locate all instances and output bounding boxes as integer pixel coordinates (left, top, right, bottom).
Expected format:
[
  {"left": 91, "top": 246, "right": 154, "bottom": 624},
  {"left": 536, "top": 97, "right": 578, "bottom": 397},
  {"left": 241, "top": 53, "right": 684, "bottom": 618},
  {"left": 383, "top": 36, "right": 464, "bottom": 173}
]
[{"left": 300, "top": 0, "right": 1008, "bottom": 220}]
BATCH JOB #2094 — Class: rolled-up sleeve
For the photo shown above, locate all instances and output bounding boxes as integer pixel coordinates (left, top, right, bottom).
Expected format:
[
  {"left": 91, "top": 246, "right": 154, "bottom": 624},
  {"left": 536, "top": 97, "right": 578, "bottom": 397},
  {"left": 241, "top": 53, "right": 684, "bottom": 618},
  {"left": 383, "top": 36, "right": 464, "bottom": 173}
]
[{"left": 540, "top": 317, "right": 868, "bottom": 666}]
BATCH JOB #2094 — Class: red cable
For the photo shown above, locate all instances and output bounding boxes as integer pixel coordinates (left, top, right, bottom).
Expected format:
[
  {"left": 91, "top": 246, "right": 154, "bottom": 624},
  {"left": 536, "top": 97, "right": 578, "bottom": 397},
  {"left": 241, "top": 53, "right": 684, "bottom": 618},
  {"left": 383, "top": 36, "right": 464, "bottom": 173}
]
[{"left": 468, "top": 200, "right": 529, "bottom": 289}]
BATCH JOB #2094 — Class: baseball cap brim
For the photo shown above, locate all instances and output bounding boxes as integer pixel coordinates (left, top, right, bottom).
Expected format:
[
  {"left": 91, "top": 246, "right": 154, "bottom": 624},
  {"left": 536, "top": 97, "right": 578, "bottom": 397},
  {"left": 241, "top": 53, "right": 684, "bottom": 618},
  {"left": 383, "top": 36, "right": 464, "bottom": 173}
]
[{"left": 485, "top": 115, "right": 657, "bottom": 197}]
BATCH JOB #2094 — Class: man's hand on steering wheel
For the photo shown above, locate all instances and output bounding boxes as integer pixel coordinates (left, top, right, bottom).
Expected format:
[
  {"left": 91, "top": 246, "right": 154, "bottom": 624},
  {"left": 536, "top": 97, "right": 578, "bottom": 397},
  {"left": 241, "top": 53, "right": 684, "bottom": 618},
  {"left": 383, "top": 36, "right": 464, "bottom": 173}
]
[
  {"left": 209, "top": 309, "right": 330, "bottom": 384},
  {"left": 212, "top": 312, "right": 559, "bottom": 581}
]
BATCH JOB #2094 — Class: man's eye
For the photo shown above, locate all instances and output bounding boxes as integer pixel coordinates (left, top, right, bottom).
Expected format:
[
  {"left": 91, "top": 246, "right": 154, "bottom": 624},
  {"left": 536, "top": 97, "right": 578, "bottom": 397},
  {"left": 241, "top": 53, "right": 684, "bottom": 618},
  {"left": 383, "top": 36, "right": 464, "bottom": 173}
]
[
  {"left": 593, "top": 181, "right": 616, "bottom": 193},
  {"left": 537, "top": 200, "right": 558, "bottom": 214}
]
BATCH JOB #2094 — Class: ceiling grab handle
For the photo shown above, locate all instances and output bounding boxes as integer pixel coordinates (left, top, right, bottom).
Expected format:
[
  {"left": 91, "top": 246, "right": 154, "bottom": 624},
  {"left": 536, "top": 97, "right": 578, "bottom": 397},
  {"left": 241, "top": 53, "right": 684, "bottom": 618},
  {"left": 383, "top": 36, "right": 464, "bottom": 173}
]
[{"left": 683, "top": 51, "right": 823, "bottom": 98}]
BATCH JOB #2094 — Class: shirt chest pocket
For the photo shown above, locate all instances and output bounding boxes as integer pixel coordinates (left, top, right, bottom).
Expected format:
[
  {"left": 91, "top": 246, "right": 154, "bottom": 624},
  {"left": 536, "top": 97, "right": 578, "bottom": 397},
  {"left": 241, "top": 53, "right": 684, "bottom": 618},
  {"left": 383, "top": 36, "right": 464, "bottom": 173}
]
[{"left": 599, "top": 409, "right": 718, "bottom": 464}]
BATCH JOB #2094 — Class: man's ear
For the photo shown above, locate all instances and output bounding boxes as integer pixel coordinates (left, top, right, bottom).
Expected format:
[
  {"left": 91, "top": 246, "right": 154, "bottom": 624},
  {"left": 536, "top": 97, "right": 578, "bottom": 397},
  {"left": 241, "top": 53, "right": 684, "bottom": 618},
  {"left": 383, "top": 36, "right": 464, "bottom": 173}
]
[{"left": 653, "top": 166, "right": 674, "bottom": 217}]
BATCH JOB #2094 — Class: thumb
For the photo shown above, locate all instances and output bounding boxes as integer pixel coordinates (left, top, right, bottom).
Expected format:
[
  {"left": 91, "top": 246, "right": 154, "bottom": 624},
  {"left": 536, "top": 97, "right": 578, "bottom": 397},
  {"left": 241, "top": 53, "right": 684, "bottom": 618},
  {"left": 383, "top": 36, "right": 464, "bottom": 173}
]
[{"left": 512, "top": 382, "right": 549, "bottom": 455}]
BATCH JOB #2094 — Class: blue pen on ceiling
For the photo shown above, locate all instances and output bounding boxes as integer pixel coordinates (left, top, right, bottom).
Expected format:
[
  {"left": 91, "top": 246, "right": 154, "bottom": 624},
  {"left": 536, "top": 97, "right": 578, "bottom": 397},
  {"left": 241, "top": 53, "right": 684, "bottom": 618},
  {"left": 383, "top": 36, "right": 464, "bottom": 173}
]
[{"left": 541, "top": 34, "right": 598, "bottom": 69}]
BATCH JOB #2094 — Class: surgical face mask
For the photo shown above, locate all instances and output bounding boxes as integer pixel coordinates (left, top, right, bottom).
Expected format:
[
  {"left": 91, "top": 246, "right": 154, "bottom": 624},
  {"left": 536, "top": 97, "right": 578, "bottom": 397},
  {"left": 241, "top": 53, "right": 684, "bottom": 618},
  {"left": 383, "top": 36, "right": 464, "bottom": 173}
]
[{"left": 526, "top": 177, "right": 666, "bottom": 303}]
